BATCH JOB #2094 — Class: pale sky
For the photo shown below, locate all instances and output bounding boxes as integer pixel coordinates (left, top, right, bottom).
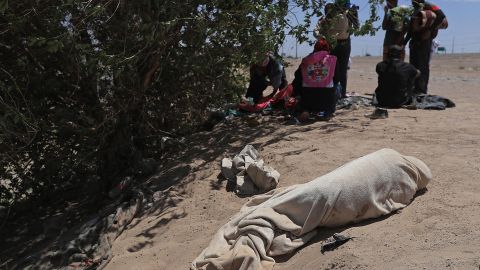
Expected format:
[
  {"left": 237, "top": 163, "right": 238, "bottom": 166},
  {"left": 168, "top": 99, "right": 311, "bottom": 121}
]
[{"left": 282, "top": 0, "right": 480, "bottom": 57}]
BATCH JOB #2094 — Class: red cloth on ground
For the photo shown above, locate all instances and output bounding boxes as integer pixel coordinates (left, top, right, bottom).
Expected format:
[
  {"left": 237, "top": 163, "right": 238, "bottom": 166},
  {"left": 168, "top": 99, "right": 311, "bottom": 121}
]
[
  {"left": 238, "top": 96, "right": 272, "bottom": 112},
  {"left": 238, "top": 84, "right": 296, "bottom": 112}
]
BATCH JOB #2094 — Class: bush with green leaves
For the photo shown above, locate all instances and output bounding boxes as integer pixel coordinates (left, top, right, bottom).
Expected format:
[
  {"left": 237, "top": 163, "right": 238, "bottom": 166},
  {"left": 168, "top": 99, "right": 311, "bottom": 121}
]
[{"left": 0, "top": 0, "right": 383, "bottom": 208}]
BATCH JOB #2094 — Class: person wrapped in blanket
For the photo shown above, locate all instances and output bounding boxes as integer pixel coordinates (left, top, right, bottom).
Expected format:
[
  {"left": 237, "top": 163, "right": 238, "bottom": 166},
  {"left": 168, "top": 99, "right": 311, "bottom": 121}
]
[
  {"left": 382, "top": 0, "right": 413, "bottom": 61},
  {"left": 291, "top": 39, "right": 337, "bottom": 122},
  {"left": 405, "top": 0, "right": 447, "bottom": 94},
  {"left": 375, "top": 45, "right": 420, "bottom": 108},
  {"left": 244, "top": 52, "right": 288, "bottom": 104}
]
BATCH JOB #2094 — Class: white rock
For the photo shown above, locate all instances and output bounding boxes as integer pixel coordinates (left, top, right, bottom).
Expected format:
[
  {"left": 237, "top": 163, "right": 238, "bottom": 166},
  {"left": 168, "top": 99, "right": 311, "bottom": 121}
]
[
  {"left": 246, "top": 162, "right": 280, "bottom": 192},
  {"left": 235, "top": 175, "right": 258, "bottom": 195},
  {"left": 221, "top": 158, "right": 236, "bottom": 181}
]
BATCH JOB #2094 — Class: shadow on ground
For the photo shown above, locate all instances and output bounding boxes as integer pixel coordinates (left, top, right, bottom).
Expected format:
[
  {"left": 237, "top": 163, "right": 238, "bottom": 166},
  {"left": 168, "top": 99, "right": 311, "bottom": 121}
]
[{"left": 0, "top": 107, "right": 369, "bottom": 269}]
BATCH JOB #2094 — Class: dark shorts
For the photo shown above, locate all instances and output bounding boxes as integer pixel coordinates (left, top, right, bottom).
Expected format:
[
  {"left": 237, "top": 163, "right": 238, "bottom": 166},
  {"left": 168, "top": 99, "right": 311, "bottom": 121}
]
[{"left": 297, "top": 87, "right": 337, "bottom": 114}]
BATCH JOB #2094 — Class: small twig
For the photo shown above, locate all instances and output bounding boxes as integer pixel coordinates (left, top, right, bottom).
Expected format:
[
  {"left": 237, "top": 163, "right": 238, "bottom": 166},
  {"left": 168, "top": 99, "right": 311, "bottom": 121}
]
[{"left": 104, "top": 0, "right": 121, "bottom": 23}]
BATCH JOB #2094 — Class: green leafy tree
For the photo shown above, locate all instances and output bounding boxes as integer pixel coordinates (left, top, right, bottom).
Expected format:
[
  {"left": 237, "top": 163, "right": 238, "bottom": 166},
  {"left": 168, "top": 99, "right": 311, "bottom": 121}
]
[{"left": 0, "top": 0, "right": 384, "bottom": 208}]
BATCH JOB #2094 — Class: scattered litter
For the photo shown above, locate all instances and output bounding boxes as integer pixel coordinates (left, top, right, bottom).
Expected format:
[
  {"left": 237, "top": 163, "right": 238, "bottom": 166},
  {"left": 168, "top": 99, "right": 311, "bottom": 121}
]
[
  {"left": 321, "top": 233, "right": 355, "bottom": 253},
  {"left": 337, "top": 96, "right": 373, "bottom": 110}
]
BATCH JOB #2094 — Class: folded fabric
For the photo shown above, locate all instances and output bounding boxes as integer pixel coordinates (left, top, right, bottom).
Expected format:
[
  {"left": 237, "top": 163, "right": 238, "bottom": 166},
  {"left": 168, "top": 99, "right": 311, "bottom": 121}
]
[
  {"left": 222, "top": 145, "right": 280, "bottom": 195},
  {"left": 411, "top": 94, "right": 455, "bottom": 110},
  {"left": 192, "top": 148, "right": 432, "bottom": 270}
]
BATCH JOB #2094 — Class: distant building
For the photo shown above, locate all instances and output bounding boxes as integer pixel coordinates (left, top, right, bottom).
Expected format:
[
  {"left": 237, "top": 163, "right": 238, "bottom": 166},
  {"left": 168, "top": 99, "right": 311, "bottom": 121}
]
[{"left": 437, "top": 47, "right": 447, "bottom": 54}]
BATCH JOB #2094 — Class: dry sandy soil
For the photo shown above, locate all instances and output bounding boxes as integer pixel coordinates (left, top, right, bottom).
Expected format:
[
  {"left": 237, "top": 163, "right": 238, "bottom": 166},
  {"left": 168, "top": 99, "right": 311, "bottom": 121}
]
[{"left": 104, "top": 54, "right": 480, "bottom": 270}]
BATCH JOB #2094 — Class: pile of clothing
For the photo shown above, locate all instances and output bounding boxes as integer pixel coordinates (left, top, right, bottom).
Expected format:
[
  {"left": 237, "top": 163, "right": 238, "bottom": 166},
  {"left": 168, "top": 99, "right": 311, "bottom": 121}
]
[{"left": 221, "top": 145, "right": 280, "bottom": 195}]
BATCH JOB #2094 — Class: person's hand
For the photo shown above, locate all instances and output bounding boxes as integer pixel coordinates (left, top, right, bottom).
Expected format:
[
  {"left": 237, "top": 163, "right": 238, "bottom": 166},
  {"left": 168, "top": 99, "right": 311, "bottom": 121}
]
[{"left": 267, "top": 89, "right": 278, "bottom": 98}]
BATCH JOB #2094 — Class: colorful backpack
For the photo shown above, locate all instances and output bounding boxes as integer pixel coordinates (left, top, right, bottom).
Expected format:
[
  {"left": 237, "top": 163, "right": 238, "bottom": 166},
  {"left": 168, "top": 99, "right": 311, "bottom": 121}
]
[{"left": 300, "top": 51, "right": 337, "bottom": 88}]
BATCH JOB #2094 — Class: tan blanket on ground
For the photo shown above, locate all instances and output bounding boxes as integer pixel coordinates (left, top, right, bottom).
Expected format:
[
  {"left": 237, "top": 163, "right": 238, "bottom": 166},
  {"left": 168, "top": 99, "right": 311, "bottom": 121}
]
[{"left": 191, "top": 148, "right": 432, "bottom": 270}]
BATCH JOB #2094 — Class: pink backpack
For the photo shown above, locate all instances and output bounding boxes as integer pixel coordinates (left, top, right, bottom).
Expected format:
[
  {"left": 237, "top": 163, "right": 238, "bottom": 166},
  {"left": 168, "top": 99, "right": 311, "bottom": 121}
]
[{"left": 301, "top": 51, "right": 337, "bottom": 88}]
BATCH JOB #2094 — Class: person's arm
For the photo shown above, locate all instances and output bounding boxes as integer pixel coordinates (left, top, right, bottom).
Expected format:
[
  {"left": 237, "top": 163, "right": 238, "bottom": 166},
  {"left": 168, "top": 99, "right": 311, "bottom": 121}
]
[
  {"left": 291, "top": 67, "right": 303, "bottom": 97},
  {"left": 376, "top": 62, "right": 382, "bottom": 75},
  {"left": 347, "top": 8, "right": 360, "bottom": 30},
  {"left": 404, "top": 14, "right": 415, "bottom": 45},
  {"left": 424, "top": 1, "right": 445, "bottom": 29},
  {"left": 431, "top": 9, "right": 445, "bottom": 30},
  {"left": 267, "top": 84, "right": 279, "bottom": 98},
  {"left": 266, "top": 57, "right": 285, "bottom": 98},
  {"left": 382, "top": 10, "right": 390, "bottom": 30},
  {"left": 268, "top": 90, "right": 278, "bottom": 98}
]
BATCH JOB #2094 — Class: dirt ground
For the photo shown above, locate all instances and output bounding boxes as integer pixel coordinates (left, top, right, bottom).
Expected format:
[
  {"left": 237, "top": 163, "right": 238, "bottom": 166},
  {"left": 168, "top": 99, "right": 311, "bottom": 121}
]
[{"left": 104, "top": 54, "right": 480, "bottom": 270}]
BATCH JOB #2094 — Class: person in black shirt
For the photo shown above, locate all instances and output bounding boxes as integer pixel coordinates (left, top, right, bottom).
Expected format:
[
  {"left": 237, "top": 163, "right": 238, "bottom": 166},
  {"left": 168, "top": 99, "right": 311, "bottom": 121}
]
[
  {"left": 406, "top": 0, "right": 447, "bottom": 93},
  {"left": 375, "top": 45, "right": 420, "bottom": 108},
  {"left": 382, "top": 0, "right": 410, "bottom": 61},
  {"left": 245, "top": 53, "right": 288, "bottom": 104}
]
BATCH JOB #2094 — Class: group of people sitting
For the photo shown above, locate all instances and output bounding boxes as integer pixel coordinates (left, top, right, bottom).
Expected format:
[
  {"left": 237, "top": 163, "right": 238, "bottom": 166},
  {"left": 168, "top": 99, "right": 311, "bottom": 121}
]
[
  {"left": 242, "top": 0, "right": 447, "bottom": 122},
  {"left": 241, "top": 42, "right": 338, "bottom": 122}
]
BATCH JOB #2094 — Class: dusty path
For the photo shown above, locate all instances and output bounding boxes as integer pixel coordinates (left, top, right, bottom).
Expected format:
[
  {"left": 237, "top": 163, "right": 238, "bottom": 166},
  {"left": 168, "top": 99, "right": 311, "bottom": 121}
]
[{"left": 105, "top": 54, "right": 480, "bottom": 270}]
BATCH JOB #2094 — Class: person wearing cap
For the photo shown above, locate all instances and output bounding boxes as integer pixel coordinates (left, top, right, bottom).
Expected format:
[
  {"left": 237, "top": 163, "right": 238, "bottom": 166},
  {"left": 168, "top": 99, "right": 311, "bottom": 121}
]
[
  {"left": 291, "top": 39, "right": 338, "bottom": 121},
  {"left": 381, "top": 0, "right": 411, "bottom": 61},
  {"left": 405, "top": 0, "right": 447, "bottom": 94},
  {"left": 375, "top": 45, "right": 420, "bottom": 108},
  {"left": 245, "top": 52, "right": 288, "bottom": 104},
  {"left": 314, "top": 1, "right": 359, "bottom": 98}
]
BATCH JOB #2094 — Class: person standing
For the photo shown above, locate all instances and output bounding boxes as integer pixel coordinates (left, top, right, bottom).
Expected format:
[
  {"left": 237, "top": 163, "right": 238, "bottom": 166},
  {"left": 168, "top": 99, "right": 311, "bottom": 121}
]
[
  {"left": 406, "top": 0, "right": 447, "bottom": 94},
  {"left": 375, "top": 45, "right": 420, "bottom": 108},
  {"left": 382, "top": 0, "right": 412, "bottom": 61},
  {"left": 314, "top": 0, "right": 359, "bottom": 98}
]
